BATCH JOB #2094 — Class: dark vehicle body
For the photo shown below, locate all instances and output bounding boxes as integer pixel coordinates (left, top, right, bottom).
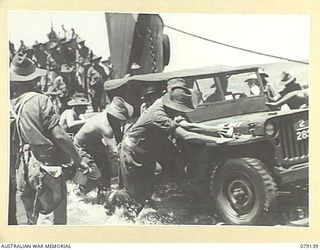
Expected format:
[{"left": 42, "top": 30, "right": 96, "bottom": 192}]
[
  {"left": 104, "top": 65, "right": 309, "bottom": 225},
  {"left": 105, "top": 13, "right": 170, "bottom": 79}
]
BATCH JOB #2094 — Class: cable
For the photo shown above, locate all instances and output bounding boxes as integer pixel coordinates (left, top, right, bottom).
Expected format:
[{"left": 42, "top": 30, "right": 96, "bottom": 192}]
[{"left": 164, "top": 24, "right": 308, "bottom": 65}]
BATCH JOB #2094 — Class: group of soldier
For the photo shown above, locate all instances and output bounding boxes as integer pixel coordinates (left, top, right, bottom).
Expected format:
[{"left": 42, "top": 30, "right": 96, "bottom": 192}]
[
  {"left": 9, "top": 26, "right": 116, "bottom": 225},
  {"left": 9, "top": 36, "right": 235, "bottom": 225},
  {"left": 9, "top": 25, "right": 111, "bottom": 115},
  {"left": 9, "top": 26, "right": 309, "bottom": 226}
]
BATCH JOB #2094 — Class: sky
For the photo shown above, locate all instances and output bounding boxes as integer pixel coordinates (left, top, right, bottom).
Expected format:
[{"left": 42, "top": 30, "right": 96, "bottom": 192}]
[{"left": 8, "top": 11, "right": 310, "bottom": 71}]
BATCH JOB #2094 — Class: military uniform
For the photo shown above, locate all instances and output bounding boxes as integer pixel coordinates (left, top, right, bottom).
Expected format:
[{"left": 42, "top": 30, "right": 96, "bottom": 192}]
[
  {"left": 279, "top": 82, "right": 304, "bottom": 109},
  {"left": 11, "top": 93, "right": 67, "bottom": 224},
  {"left": 87, "top": 65, "right": 107, "bottom": 112},
  {"left": 119, "top": 99, "right": 178, "bottom": 203}
]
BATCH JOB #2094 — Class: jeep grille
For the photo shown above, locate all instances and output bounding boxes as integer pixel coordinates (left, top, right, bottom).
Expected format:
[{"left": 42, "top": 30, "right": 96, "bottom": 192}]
[
  {"left": 273, "top": 112, "right": 308, "bottom": 165},
  {"left": 279, "top": 119, "right": 308, "bottom": 160}
]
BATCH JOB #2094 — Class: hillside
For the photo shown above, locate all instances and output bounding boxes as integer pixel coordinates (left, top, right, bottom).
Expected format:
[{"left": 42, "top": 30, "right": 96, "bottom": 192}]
[{"left": 246, "top": 61, "right": 308, "bottom": 87}]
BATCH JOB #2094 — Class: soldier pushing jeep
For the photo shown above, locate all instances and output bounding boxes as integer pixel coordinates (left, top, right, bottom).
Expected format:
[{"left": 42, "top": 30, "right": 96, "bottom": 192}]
[{"left": 112, "top": 79, "right": 234, "bottom": 209}]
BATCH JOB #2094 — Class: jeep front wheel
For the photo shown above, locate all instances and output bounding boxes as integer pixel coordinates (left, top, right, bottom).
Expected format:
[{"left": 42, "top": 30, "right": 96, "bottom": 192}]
[{"left": 210, "top": 158, "right": 277, "bottom": 225}]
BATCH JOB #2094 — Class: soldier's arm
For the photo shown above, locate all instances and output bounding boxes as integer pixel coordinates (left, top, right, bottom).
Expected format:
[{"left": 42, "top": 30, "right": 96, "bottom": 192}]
[
  {"left": 104, "top": 136, "right": 118, "bottom": 154},
  {"left": 175, "top": 116, "right": 220, "bottom": 135},
  {"left": 100, "top": 123, "right": 117, "bottom": 152},
  {"left": 51, "top": 124, "right": 89, "bottom": 169},
  {"left": 173, "top": 126, "right": 233, "bottom": 145},
  {"left": 65, "top": 111, "right": 87, "bottom": 129},
  {"left": 39, "top": 94, "right": 88, "bottom": 170},
  {"left": 86, "top": 68, "right": 92, "bottom": 85},
  {"left": 265, "top": 84, "right": 281, "bottom": 102},
  {"left": 266, "top": 90, "right": 308, "bottom": 107},
  {"left": 96, "top": 117, "right": 118, "bottom": 153}
]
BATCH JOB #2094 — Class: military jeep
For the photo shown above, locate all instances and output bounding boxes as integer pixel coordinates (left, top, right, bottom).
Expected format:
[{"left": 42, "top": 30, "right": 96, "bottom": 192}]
[{"left": 104, "top": 65, "right": 309, "bottom": 225}]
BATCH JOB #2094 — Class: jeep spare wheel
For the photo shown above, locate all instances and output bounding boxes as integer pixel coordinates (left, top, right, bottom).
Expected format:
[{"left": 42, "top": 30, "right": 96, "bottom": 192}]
[{"left": 210, "top": 158, "right": 277, "bottom": 225}]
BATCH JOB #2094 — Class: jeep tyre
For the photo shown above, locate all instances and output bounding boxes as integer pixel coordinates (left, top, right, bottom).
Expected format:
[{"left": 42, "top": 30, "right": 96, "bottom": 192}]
[
  {"left": 162, "top": 34, "right": 170, "bottom": 66},
  {"left": 210, "top": 158, "right": 277, "bottom": 225}
]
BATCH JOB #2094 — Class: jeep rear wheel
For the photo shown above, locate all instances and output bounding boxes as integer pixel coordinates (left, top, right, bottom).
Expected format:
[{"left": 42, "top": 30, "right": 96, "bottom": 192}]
[{"left": 210, "top": 158, "right": 277, "bottom": 225}]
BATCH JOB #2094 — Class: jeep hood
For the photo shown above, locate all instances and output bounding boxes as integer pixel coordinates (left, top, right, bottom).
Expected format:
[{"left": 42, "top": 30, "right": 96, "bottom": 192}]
[{"left": 199, "top": 108, "right": 308, "bottom": 137}]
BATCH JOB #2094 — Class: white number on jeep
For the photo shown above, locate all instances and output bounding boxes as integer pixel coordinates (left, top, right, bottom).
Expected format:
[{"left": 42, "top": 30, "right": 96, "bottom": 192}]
[{"left": 296, "top": 129, "right": 309, "bottom": 141}]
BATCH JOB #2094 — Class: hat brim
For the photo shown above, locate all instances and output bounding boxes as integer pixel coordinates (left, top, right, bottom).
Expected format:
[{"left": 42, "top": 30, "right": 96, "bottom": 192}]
[
  {"left": 282, "top": 77, "right": 296, "bottom": 85},
  {"left": 162, "top": 93, "right": 195, "bottom": 113},
  {"left": 140, "top": 90, "right": 159, "bottom": 100},
  {"left": 106, "top": 102, "right": 134, "bottom": 121},
  {"left": 49, "top": 44, "right": 58, "bottom": 50},
  {"left": 10, "top": 68, "right": 46, "bottom": 82},
  {"left": 244, "top": 78, "right": 257, "bottom": 82},
  {"left": 61, "top": 69, "right": 73, "bottom": 74},
  {"left": 46, "top": 90, "right": 61, "bottom": 95},
  {"left": 67, "top": 100, "right": 90, "bottom": 106}
]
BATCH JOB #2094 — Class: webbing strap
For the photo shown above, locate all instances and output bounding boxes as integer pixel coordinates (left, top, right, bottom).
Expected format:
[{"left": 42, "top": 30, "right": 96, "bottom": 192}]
[
  {"left": 10, "top": 92, "right": 38, "bottom": 146},
  {"left": 10, "top": 92, "right": 38, "bottom": 180}
]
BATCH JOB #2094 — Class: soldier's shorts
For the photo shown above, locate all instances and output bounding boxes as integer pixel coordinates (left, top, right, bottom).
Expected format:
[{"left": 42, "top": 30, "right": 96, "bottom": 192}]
[
  {"left": 73, "top": 139, "right": 109, "bottom": 193},
  {"left": 17, "top": 155, "right": 67, "bottom": 225},
  {"left": 119, "top": 142, "right": 156, "bottom": 204}
]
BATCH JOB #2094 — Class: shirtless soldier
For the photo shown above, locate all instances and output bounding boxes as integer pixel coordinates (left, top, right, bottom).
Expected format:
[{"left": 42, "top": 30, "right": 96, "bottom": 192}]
[
  {"left": 59, "top": 92, "right": 90, "bottom": 135},
  {"left": 73, "top": 97, "right": 133, "bottom": 194}
]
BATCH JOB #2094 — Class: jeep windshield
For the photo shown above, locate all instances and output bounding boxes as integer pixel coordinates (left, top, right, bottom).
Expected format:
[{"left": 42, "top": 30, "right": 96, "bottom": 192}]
[
  {"left": 193, "top": 71, "right": 265, "bottom": 103},
  {"left": 187, "top": 69, "right": 271, "bottom": 122},
  {"left": 104, "top": 66, "right": 272, "bottom": 121}
]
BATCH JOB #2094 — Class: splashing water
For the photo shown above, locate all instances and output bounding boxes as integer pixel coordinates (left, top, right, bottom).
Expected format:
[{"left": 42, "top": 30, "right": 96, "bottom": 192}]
[
  {"left": 16, "top": 178, "right": 308, "bottom": 225},
  {"left": 66, "top": 182, "right": 179, "bottom": 225},
  {"left": 65, "top": 180, "right": 220, "bottom": 225}
]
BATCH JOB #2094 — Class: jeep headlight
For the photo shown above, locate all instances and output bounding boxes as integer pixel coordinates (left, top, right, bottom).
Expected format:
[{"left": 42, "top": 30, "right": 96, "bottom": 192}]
[{"left": 265, "top": 122, "right": 275, "bottom": 137}]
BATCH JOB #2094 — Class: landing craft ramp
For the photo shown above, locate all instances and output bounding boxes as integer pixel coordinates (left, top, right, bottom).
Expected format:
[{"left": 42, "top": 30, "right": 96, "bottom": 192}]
[{"left": 105, "top": 13, "right": 170, "bottom": 79}]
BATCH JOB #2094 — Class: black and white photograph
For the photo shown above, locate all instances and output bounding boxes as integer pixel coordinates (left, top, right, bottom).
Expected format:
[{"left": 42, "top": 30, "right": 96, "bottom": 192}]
[{"left": 8, "top": 11, "right": 309, "bottom": 227}]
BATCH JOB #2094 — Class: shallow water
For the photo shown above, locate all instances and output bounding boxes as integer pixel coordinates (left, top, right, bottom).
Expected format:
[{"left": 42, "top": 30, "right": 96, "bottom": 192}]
[
  {"left": 66, "top": 181, "right": 220, "bottom": 225},
  {"left": 65, "top": 179, "right": 308, "bottom": 226},
  {"left": 16, "top": 178, "right": 308, "bottom": 226}
]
